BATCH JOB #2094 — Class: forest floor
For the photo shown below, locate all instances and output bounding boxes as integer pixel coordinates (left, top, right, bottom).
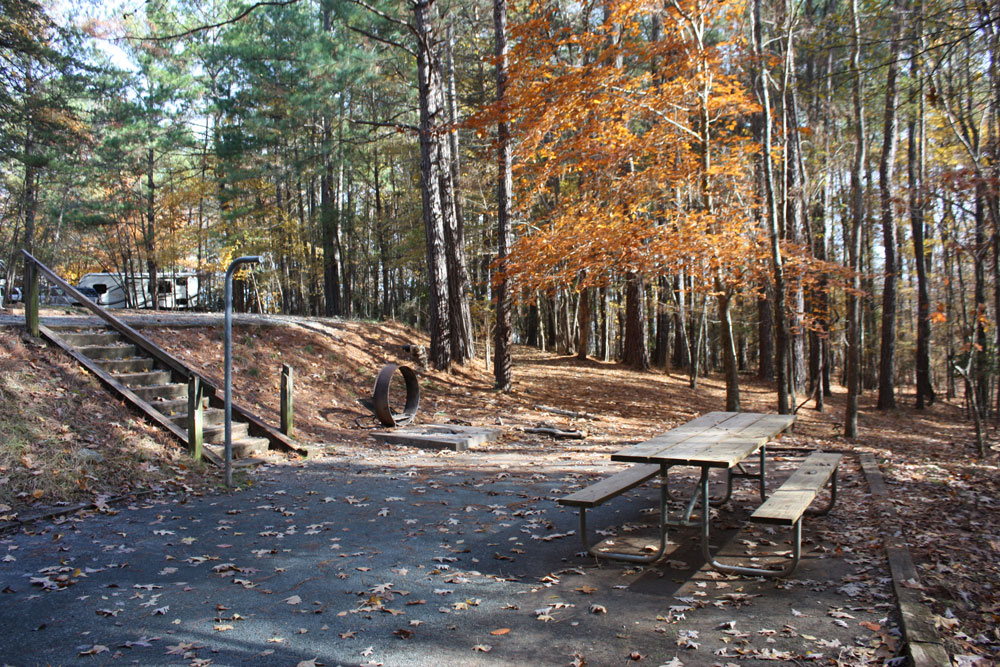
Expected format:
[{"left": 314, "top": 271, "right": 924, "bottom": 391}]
[{"left": 0, "top": 307, "right": 998, "bottom": 664}]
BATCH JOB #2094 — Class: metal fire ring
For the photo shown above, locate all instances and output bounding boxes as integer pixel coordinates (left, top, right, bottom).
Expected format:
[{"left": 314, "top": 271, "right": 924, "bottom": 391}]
[{"left": 370, "top": 363, "right": 420, "bottom": 427}]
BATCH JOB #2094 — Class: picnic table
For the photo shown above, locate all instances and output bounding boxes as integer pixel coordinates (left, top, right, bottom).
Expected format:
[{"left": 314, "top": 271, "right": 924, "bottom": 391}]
[{"left": 559, "top": 411, "right": 841, "bottom": 577}]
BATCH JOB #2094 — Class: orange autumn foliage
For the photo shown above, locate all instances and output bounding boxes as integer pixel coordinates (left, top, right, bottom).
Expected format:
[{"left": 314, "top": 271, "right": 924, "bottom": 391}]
[{"left": 495, "top": 0, "right": 769, "bottom": 295}]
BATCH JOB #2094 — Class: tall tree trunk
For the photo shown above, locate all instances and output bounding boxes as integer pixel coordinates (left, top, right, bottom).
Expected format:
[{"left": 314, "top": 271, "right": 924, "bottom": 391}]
[
  {"left": 910, "top": 42, "right": 935, "bottom": 408},
  {"left": 780, "top": 12, "right": 807, "bottom": 395},
  {"left": 672, "top": 274, "right": 690, "bottom": 369},
  {"left": 601, "top": 285, "right": 611, "bottom": 361},
  {"left": 438, "top": 28, "right": 473, "bottom": 363},
  {"left": 753, "top": 0, "right": 789, "bottom": 413},
  {"left": 577, "top": 285, "right": 591, "bottom": 360},
  {"left": 845, "top": 0, "right": 865, "bottom": 437},
  {"left": 493, "top": 0, "right": 513, "bottom": 390},
  {"left": 373, "top": 148, "right": 392, "bottom": 319},
  {"left": 973, "top": 185, "right": 988, "bottom": 416},
  {"left": 320, "top": 94, "right": 343, "bottom": 317},
  {"left": 414, "top": 0, "right": 452, "bottom": 369},
  {"left": 718, "top": 290, "right": 740, "bottom": 411},
  {"left": 20, "top": 90, "right": 37, "bottom": 324},
  {"left": 623, "top": 272, "right": 649, "bottom": 370},
  {"left": 877, "top": 1, "right": 903, "bottom": 409},
  {"left": 526, "top": 302, "right": 539, "bottom": 348},
  {"left": 757, "top": 288, "right": 775, "bottom": 381},
  {"left": 145, "top": 146, "right": 159, "bottom": 311},
  {"left": 654, "top": 276, "right": 670, "bottom": 367}
]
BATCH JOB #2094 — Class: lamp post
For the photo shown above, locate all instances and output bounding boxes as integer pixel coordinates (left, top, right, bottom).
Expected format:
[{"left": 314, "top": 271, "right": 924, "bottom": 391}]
[{"left": 224, "top": 255, "right": 262, "bottom": 487}]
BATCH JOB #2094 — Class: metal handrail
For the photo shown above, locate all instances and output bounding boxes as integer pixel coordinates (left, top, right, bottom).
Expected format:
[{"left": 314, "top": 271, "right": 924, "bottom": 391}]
[
  {"left": 20, "top": 250, "right": 306, "bottom": 458},
  {"left": 21, "top": 250, "right": 193, "bottom": 380}
]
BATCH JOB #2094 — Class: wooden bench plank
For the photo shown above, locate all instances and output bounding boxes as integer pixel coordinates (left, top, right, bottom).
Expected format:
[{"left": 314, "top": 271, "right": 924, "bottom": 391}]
[
  {"left": 558, "top": 464, "right": 661, "bottom": 508},
  {"left": 751, "top": 452, "right": 841, "bottom": 525},
  {"left": 770, "top": 453, "right": 841, "bottom": 493},
  {"left": 751, "top": 490, "right": 817, "bottom": 525}
]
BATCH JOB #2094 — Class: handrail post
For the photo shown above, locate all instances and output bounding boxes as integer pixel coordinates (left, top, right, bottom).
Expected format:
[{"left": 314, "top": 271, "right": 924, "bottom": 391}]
[
  {"left": 187, "top": 375, "right": 204, "bottom": 462},
  {"left": 24, "top": 256, "right": 39, "bottom": 337},
  {"left": 224, "top": 255, "right": 262, "bottom": 488},
  {"left": 280, "top": 363, "right": 293, "bottom": 437}
]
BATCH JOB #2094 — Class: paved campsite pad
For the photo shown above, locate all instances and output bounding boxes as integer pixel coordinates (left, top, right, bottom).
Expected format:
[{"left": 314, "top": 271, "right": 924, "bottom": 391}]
[
  {"left": 372, "top": 425, "right": 503, "bottom": 452},
  {"left": 0, "top": 452, "right": 898, "bottom": 666}
]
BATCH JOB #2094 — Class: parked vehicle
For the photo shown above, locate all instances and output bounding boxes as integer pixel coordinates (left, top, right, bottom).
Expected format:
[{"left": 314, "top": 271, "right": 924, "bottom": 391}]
[
  {"left": 71, "top": 286, "right": 100, "bottom": 305},
  {"left": 76, "top": 272, "right": 200, "bottom": 309},
  {"left": 41, "top": 286, "right": 74, "bottom": 305}
]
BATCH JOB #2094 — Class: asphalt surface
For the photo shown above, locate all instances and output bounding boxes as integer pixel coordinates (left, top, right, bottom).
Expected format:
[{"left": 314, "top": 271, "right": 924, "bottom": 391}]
[{"left": 0, "top": 448, "right": 896, "bottom": 667}]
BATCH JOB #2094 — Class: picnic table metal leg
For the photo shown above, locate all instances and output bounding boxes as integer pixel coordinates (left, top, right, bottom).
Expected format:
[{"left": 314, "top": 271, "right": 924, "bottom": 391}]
[
  {"left": 805, "top": 466, "right": 838, "bottom": 516},
  {"left": 710, "top": 445, "right": 767, "bottom": 507},
  {"left": 576, "top": 472, "right": 669, "bottom": 564},
  {"left": 759, "top": 445, "right": 767, "bottom": 501},
  {"left": 698, "top": 467, "right": 800, "bottom": 578},
  {"left": 698, "top": 463, "right": 810, "bottom": 579}
]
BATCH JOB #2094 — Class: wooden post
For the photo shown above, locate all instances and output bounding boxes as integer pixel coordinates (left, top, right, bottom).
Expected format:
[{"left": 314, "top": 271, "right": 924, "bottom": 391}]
[
  {"left": 280, "top": 364, "right": 293, "bottom": 437},
  {"left": 25, "top": 260, "right": 39, "bottom": 337},
  {"left": 187, "top": 375, "right": 203, "bottom": 461}
]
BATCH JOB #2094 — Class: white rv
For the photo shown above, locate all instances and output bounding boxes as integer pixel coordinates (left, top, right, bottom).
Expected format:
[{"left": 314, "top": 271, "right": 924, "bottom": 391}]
[{"left": 77, "top": 272, "right": 200, "bottom": 309}]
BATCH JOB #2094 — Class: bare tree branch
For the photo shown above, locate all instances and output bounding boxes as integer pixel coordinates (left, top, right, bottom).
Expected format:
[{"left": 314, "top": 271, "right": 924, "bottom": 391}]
[
  {"left": 349, "top": 118, "right": 419, "bottom": 134},
  {"left": 345, "top": 0, "right": 416, "bottom": 37},
  {"left": 346, "top": 25, "right": 414, "bottom": 57},
  {"left": 133, "top": 0, "right": 301, "bottom": 42}
]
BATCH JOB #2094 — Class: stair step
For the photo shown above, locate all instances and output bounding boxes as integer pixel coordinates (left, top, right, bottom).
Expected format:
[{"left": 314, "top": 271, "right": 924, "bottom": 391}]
[
  {"left": 204, "top": 423, "right": 250, "bottom": 444},
  {"left": 114, "top": 370, "right": 173, "bottom": 387},
  {"left": 154, "top": 397, "right": 210, "bottom": 416},
  {"left": 231, "top": 437, "right": 270, "bottom": 458},
  {"left": 94, "top": 357, "right": 154, "bottom": 373},
  {"left": 203, "top": 446, "right": 268, "bottom": 468},
  {"left": 170, "top": 407, "right": 225, "bottom": 427},
  {"left": 59, "top": 331, "right": 120, "bottom": 347},
  {"left": 78, "top": 344, "right": 137, "bottom": 360},
  {"left": 132, "top": 383, "right": 188, "bottom": 402},
  {"left": 204, "top": 437, "right": 270, "bottom": 460}
]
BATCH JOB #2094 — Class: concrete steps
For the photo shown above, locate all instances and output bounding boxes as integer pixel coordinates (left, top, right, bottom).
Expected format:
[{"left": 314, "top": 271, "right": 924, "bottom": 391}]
[
  {"left": 114, "top": 370, "right": 173, "bottom": 387},
  {"left": 131, "top": 382, "right": 188, "bottom": 401},
  {"left": 49, "top": 326, "right": 272, "bottom": 461},
  {"left": 170, "top": 407, "right": 225, "bottom": 427},
  {"left": 94, "top": 357, "right": 154, "bottom": 373},
  {"left": 78, "top": 343, "right": 137, "bottom": 359}
]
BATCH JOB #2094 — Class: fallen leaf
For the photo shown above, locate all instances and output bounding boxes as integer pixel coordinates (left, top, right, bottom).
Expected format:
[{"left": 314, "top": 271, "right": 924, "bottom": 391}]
[
  {"left": 285, "top": 595, "right": 302, "bottom": 605},
  {"left": 77, "top": 644, "right": 109, "bottom": 656},
  {"left": 491, "top": 628, "right": 511, "bottom": 636},
  {"left": 473, "top": 644, "right": 492, "bottom": 652}
]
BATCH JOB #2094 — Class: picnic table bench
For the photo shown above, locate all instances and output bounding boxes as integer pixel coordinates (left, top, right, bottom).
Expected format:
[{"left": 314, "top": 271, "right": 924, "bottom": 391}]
[{"left": 558, "top": 411, "right": 841, "bottom": 577}]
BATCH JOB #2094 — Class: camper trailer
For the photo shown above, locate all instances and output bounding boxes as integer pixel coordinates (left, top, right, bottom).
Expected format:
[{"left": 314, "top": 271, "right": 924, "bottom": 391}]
[{"left": 77, "top": 272, "right": 200, "bottom": 309}]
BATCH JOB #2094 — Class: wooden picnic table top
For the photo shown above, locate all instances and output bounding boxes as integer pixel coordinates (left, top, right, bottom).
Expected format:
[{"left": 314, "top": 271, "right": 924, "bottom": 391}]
[{"left": 611, "top": 411, "right": 796, "bottom": 468}]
